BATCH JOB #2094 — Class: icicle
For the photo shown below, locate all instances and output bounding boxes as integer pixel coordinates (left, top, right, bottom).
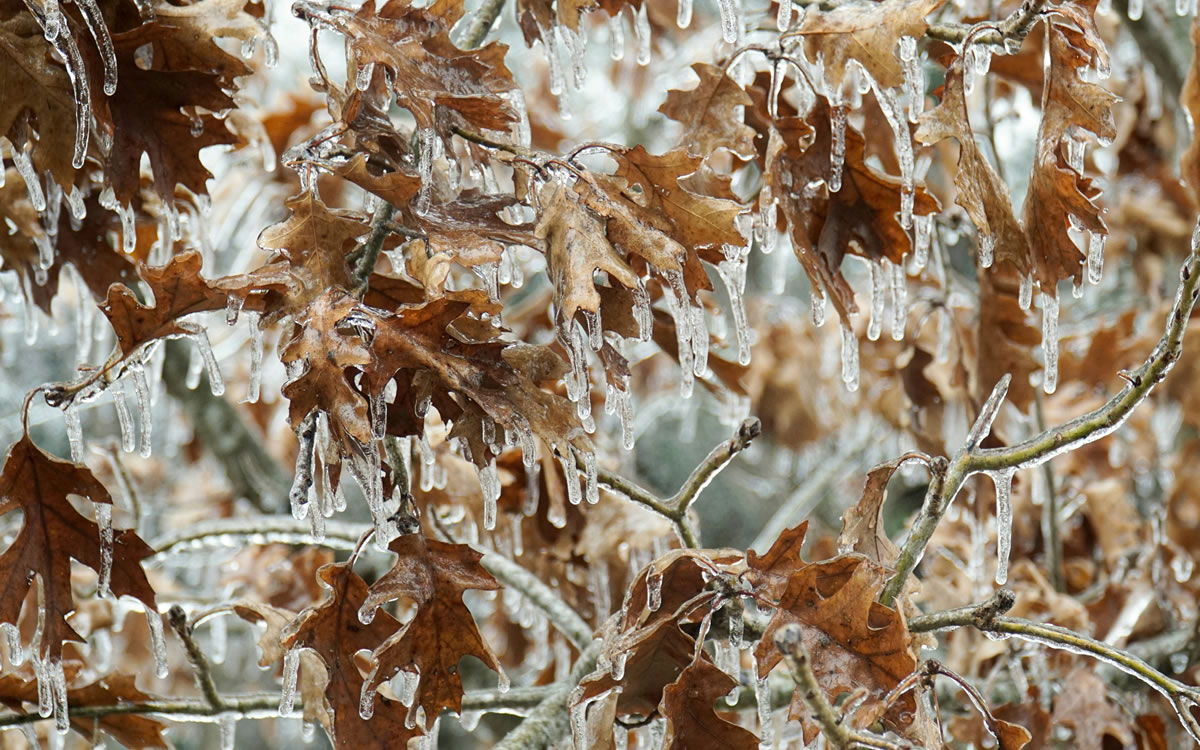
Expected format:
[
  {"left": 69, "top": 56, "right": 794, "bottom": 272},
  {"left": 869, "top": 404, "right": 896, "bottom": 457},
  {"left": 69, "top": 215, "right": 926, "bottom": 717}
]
[
  {"left": 812, "top": 287, "right": 827, "bottom": 327},
  {"left": 131, "top": 362, "right": 153, "bottom": 458},
  {"left": 75, "top": 0, "right": 117, "bottom": 95},
  {"left": 118, "top": 201, "right": 137, "bottom": 254},
  {"left": 1178, "top": 0, "right": 1192, "bottom": 14},
  {"left": 479, "top": 459, "right": 500, "bottom": 530},
  {"left": 359, "top": 671, "right": 378, "bottom": 719},
  {"left": 225, "top": 295, "right": 244, "bottom": 326},
  {"left": 20, "top": 272, "right": 39, "bottom": 346},
  {"left": 64, "top": 401, "right": 84, "bottom": 463},
  {"left": 247, "top": 313, "right": 263, "bottom": 403},
  {"left": 840, "top": 320, "right": 859, "bottom": 392},
  {"left": 145, "top": 606, "right": 169, "bottom": 678},
  {"left": 663, "top": 270, "right": 695, "bottom": 397},
  {"left": 49, "top": 658, "right": 68, "bottom": 735},
  {"left": 676, "top": 0, "right": 692, "bottom": 27},
  {"left": 717, "top": 0, "right": 739, "bottom": 42},
  {"left": 717, "top": 246, "right": 751, "bottom": 365},
  {"left": 558, "top": 449, "right": 582, "bottom": 506},
  {"left": 776, "top": 0, "right": 792, "bottom": 29},
  {"left": 562, "top": 26, "right": 588, "bottom": 90},
  {"left": 829, "top": 106, "right": 846, "bottom": 193},
  {"left": 192, "top": 331, "right": 225, "bottom": 396},
  {"left": 3, "top": 623, "right": 24, "bottom": 666},
  {"left": 96, "top": 503, "right": 113, "bottom": 598},
  {"left": 632, "top": 281, "right": 653, "bottom": 341},
  {"left": 768, "top": 58, "right": 787, "bottom": 119},
  {"left": 755, "top": 672, "right": 773, "bottom": 747},
  {"left": 979, "top": 233, "right": 995, "bottom": 269},
  {"left": 290, "top": 418, "right": 316, "bottom": 521},
  {"left": 899, "top": 36, "right": 922, "bottom": 121},
  {"left": 1019, "top": 274, "right": 1033, "bottom": 311},
  {"left": 609, "top": 11, "right": 625, "bottom": 60},
  {"left": 415, "top": 128, "right": 436, "bottom": 212},
  {"left": 1041, "top": 292, "right": 1059, "bottom": 394},
  {"left": 218, "top": 713, "right": 237, "bottom": 750},
  {"left": 583, "top": 309, "right": 604, "bottom": 352},
  {"left": 759, "top": 186, "right": 778, "bottom": 255},
  {"left": 185, "top": 341, "right": 205, "bottom": 390},
  {"left": 12, "top": 148, "right": 46, "bottom": 212},
  {"left": 913, "top": 214, "right": 932, "bottom": 270},
  {"left": 65, "top": 184, "right": 86, "bottom": 222},
  {"left": 396, "top": 669, "right": 419, "bottom": 707},
  {"left": 356, "top": 61, "right": 375, "bottom": 91},
  {"left": 1128, "top": 0, "right": 1143, "bottom": 20},
  {"left": 891, "top": 258, "right": 908, "bottom": 341},
  {"left": 634, "top": 4, "right": 652, "bottom": 65},
  {"left": 209, "top": 609, "right": 227, "bottom": 664},
  {"left": 646, "top": 570, "right": 663, "bottom": 611},
  {"left": 1087, "top": 232, "right": 1105, "bottom": 284},
  {"left": 867, "top": 262, "right": 884, "bottom": 341},
  {"left": 582, "top": 451, "right": 599, "bottom": 504},
  {"left": 992, "top": 469, "right": 1016, "bottom": 585}
]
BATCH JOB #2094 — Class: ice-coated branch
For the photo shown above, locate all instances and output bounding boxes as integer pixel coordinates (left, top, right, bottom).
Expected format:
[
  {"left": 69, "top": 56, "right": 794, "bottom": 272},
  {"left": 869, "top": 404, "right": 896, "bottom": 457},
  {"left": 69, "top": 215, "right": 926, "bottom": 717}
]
[
  {"left": 492, "top": 640, "right": 603, "bottom": 750},
  {"left": 153, "top": 516, "right": 595, "bottom": 650},
  {"left": 774, "top": 625, "right": 906, "bottom": 750},
  {"left": 461, "top": 0, "right": 508, "bottom": 49},
  {"left": 880, "top": 233, "right": 1200, "bottom": 607},
  {"left": 350, "top": 201, "right": 396, "bottom": 296},
  {"left": 593, "top": 417, "right": 762, "bottom": 548},
  {"left": 925, "top": 0, "right": 1046, "bottom": 47},
  {"left": 0, "top": 686, "right": 555, "bottom": 730},
  {"left": 167, "top": 605, "right": 226, "bottom": 712},
  {"left": 910, "top": 590, "right": 1200, "bottom": 742}
]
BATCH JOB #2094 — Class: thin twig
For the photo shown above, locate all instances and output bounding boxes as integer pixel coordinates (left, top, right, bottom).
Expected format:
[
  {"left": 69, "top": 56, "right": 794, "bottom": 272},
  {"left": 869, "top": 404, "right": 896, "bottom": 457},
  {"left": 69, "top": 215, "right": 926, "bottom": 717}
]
[
  {"left": 592, "top": 417, "right": 761, "bottom": 548},
  {"left": 461, "top": 0, "right": 508, "bottom": 49},
  {"left": 881, "top": 238, "right": 1200, "bottom": 606},
  {"left": 350, "top": 201, "right": 396, "bottom": 296},
  {"left": 910, "top": 590, "right": 1200, "bottom": 742},
  {"left": 0, "top": 686, "right": 555, "bottom": 729},
  {"left": 153, "top": 516, "right": 595, "bottom": 651},
  {"left": 167, "top": 605, "right": 226, "bottom": 712}
]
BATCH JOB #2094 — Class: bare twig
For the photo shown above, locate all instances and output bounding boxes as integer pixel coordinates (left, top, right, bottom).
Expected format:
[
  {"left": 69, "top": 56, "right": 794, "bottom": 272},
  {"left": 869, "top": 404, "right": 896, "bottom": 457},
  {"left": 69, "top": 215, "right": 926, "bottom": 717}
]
[
  {"left": 167, "top": 605, "right": 226, "bottom": 712},
  {"left": 461, "top": 0, "right": 508, "bottom": 49},
  {"left": 592, "top": 417, "right": 762, "bottom": 548},
  {"left": 881, "top": 236, "right": 1200, "bottom": 607},
  {"left": 350, "top": 201, "right": 397, "bottom": 296},
  {"left": 910, "top": 590, "right": 1200, "bottom": 742}
]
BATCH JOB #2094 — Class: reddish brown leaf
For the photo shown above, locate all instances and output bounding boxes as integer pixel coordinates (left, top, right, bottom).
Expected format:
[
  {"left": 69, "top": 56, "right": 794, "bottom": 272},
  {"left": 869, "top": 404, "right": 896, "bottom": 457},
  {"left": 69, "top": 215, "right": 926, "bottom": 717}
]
[
  {"left": 661, "top": 658, "right": 759, "bottom": 750},
  {"left": 364, "top": 533, "right": 503, "bottom": 727},
  {"left": 0, "top": 436, "right": 157, "bottom": 663},
  {"left": 659, "top": 63, "right": 758, "bottom": 161}
]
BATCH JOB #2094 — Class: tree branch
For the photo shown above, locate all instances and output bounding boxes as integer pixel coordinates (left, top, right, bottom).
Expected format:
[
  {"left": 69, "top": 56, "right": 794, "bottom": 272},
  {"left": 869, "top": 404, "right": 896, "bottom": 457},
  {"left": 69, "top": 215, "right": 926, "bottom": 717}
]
[
  {"left": 910, "top": 590, "right": 1200, "bottom": 742},
  {"left": 461, "top": 0, "right": 508, "bottom": 49},
  {"left": 881, "top": 237, "right": 1200, "bottom": 606},
  {"left": 167, "top": 605, "right": 226, "bottom": 712},
  {"left": 591, "top": 417, "right": 761, "bottom": 548},
  {"left": 350, "top": 201, "right": 397, "bottom": 296}
]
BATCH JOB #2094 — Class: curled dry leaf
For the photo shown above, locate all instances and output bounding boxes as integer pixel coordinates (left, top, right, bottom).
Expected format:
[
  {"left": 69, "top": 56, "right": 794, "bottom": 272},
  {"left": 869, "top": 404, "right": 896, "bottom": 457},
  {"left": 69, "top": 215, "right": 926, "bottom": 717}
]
[{"left": 661, "top": 658, "right": 759, "bottom": 750}]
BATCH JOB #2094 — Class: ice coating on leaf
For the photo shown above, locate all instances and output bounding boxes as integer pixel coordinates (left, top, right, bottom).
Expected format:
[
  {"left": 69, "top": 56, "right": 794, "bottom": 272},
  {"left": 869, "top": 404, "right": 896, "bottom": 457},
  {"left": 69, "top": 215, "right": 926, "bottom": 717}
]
[
  {"left": 635, "top": 4, "right": 652, "bottom": 65},
  {"left": 812, "top": 287, "right": 827, "bottom": 327},
  {"left": 96, "top": 502, "right": 113, "bottom": 598},
  {"left": 891, "top": 258, "right": 908, "bottom": 341},
  {"left": 416, "top": 128, "right": 436, "bottom": 212},
  {"left": 868, "top": 261, "right": 884, "bottom": 341},
  {"left": 1088, "top": 232, "right": 1105, "bottom": 284},
  {"left": 1019, "top": 274, "right": 1034, "bottom": 311},
  {"left": 356, "top": 61, "right": 375, "bottom": 91},
  {"left": 609, "top": 11, "right": 625, "bottom": 60},
  {"left": 992, "top": 468, "right": 1016, "bottom": 585},
  {"left": 192, "top": 330, "right": 225, "bottom": 396},
  {"left": 570, "top": 690, "right": 589, "bottom": 749},
  {"left": 677, "top": 0, "right": 693, "bottom": 27},
  {"left": 718, "top": 0, "right": 739, "bottom": 42},
  {"left": 841, "top": 320, "right": 859, "bottom": 392},
  {"left": 479, "top": 459, "right": 500, "bottom": 530},
  {"left": 829, "top": 105, "right": 846, "bottom": 192},
  {"left": 979, "top": 233, "right": 995, "bottom": 269},
  {"left": 1041, "top": 292, "right": 1059, "bottom": 394},
  {"left": 146, "top": 606, "right": 169, "bottom": 678},
  {"left": 646, "top": 569, "right": 663, "bottom": 611}
]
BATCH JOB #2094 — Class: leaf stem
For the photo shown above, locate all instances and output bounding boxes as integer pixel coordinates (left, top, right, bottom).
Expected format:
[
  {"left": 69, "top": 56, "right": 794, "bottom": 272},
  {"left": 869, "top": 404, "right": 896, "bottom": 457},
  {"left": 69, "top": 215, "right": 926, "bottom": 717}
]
[
  {"left": 880, "top": 239, "right": 1200, "bottom": 606},
  {"left": 593, "top": 417, "right": 761, "bottom": 548}
]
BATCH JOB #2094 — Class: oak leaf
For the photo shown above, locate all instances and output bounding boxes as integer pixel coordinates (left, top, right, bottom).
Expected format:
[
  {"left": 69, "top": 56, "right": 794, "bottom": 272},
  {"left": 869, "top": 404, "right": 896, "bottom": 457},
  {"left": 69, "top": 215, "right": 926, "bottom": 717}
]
[
  {"left": 0, "top": 436, "right": 157, "bottom": 663},
  {"left": 578, "top": 617, "right": 701, "bottom": 717},
  {"left": 659, "top": 63, "right": 758, "bottom": 161},
  {"left": 1050, "top": 668, "right": 1135, "bottom": 750},
  {"left": 362, "top": 533, "right": 503, "bottom": 727},
  {"left": 661, "top": 658, "right": 759, "bottom": 750},
  {"left": 753, "top": 554, "right": 918, "bottom": 730},
  {"left": 788, "top": 0, "right": 943, "bottom": 91},
  {"left": 281, "top": 562, "right": 417, "bottom": 749},
  {"left": 838, "top": 460, "right": 904, "bottom": 567}
]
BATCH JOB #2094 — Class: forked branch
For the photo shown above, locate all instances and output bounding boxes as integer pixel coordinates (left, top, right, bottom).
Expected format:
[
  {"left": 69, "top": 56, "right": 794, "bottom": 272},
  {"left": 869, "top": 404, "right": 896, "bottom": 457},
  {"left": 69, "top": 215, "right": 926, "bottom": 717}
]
[{"left": 881, "top": 228, "right": 1200, "bottom": 606}]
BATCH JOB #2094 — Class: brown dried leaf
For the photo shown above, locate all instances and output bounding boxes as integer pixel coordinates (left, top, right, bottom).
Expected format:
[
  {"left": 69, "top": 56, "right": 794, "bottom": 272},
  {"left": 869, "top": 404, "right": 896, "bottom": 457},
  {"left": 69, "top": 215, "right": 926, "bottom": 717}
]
[
  {"left": 281, "top": 562, "right": 417, "bottom": 749},
  {"left": 659, "top": 63, "right": 758, "bottom": 161},
  {"left": 838, "top": 459, "right": 904, "bottom": 567},
  {"left": 0, "top": 436, "right": 157, "bottom": 663},
  {"left": 1049, "top": 668, "right": 1136, "bottom": 750},
  {"left": 661, "top": 658, "right": 759, "bottom": 750},
  {"left": 0, "top": 670, "right": 169, "bottom": 748},
  {"left": 364, "top": 533, "right": 503, "bottom": 727},
  {"left": 753, "top": 555, "right": 918, "bottom": 730}
]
